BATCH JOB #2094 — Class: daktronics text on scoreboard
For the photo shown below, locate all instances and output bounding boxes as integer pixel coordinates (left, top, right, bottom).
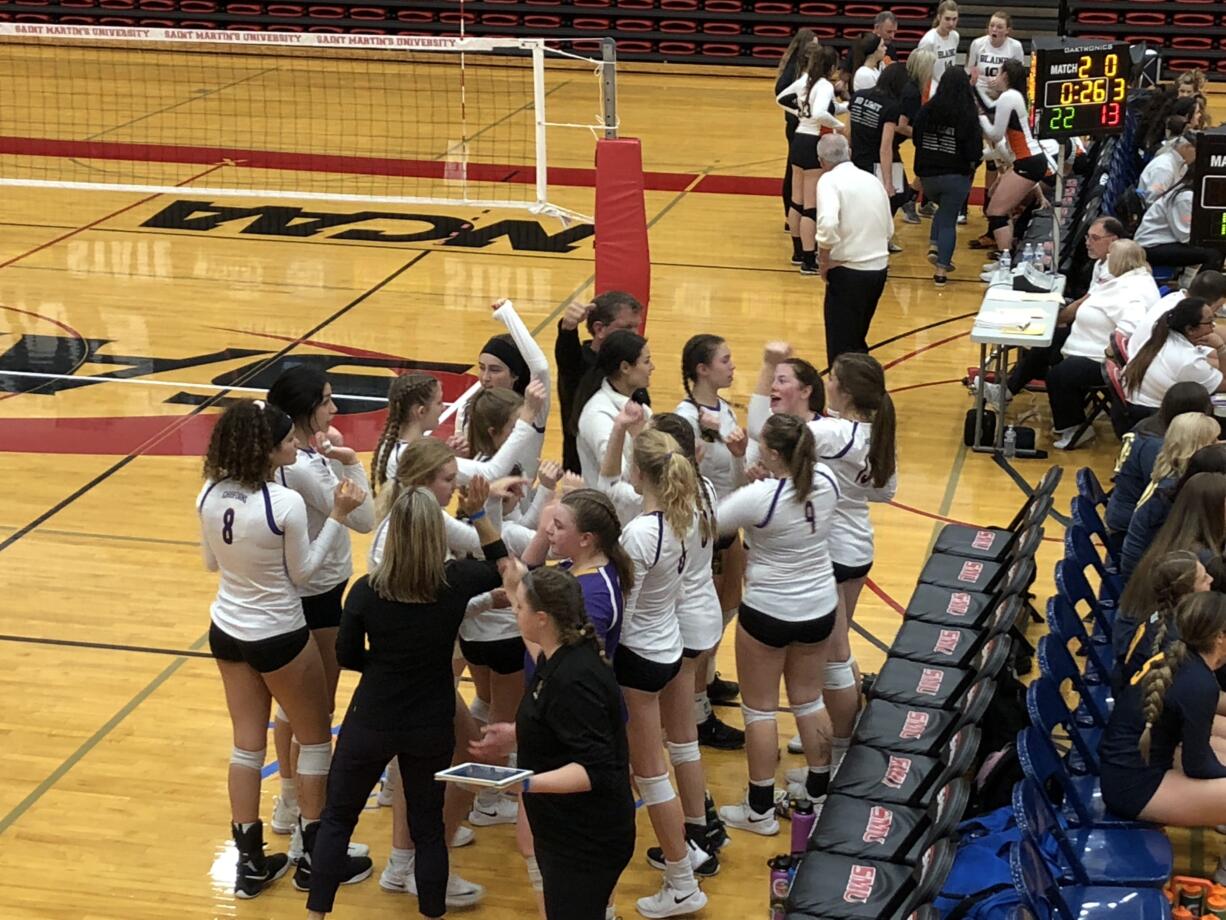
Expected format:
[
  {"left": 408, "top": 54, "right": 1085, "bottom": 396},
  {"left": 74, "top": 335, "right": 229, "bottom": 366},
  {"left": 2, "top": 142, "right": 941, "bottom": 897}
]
[{"left": 1028, "top": 37, "right": 1131, "bottom": 139}]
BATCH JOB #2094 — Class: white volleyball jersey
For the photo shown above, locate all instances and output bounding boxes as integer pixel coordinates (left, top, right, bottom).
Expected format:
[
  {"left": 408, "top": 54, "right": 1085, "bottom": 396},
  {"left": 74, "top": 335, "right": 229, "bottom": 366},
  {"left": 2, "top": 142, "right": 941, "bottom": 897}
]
[
  {"left": 198, "top": 479, "right": 343, "bottom": 641},
  {"left": 674, "top": 398, "right": 743, "bottom": 499},
  {"left": 619, "top": 510, "right": 686, "bottom": 664},
  {"left": 809, "top": 417, "right": 898, "bottom": 567},
  {"left": 675, "top": 478, "right": 724, "bottom": 653},
  {"left": 276, "top": 447, "right": 374, "bottom": 597},
  {"left": 917, "top": 28, "right": 960, "bottom": 83},
  {"left": 716, "top": 468, "right": 839, "bottom": 622}
]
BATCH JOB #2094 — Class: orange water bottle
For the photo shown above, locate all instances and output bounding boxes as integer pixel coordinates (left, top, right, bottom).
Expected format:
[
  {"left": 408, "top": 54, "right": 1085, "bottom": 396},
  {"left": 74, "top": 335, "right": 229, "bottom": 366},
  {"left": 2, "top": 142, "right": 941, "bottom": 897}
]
[
  {"left": 1174, "top": 906, "right": 1196, "bottom": 920},
  {"left": 1206, "top": 893, "right": 1226, "bottom": 919}
]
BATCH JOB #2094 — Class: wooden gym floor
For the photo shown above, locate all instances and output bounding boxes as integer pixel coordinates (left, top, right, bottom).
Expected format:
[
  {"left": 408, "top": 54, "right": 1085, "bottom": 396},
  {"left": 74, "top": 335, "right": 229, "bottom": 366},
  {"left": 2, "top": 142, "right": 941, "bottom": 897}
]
[{"left": 0, "top": 50, "right": 1214, "bottom": 917}]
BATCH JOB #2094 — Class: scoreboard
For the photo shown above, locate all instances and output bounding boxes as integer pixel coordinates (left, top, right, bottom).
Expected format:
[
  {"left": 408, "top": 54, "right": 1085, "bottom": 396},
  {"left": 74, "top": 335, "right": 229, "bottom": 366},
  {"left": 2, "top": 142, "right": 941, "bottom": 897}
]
[
  {"left": 1029, "top": 37, "right": 1130, "bottom": 139},
  {"left": 1191, "top": 127, "right": 1226, "bottom": 250}
]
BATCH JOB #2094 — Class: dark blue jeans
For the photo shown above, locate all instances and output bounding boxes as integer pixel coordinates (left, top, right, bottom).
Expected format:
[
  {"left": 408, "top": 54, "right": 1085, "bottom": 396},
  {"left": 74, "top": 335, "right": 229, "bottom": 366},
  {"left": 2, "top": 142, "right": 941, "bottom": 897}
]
[{"left": 920, "top": 173, "right": 973, "bottom": 269}]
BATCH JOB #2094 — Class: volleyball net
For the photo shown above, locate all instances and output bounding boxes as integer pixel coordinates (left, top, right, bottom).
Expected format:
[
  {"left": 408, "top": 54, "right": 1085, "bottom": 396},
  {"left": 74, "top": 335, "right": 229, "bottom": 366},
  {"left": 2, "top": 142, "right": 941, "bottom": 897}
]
[{"left": 0, "top": 24, "right": 618, "bottom": 221}]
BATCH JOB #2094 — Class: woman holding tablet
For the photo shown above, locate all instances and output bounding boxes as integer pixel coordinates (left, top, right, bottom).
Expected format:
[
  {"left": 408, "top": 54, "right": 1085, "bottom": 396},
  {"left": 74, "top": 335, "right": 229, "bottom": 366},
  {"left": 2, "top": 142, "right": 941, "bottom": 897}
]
[
  {"left": 472, "top": 564, "right": 635, "bottom": 920},
  {"left": 304, "top": 479, "right": 511, "bottom": 920}
]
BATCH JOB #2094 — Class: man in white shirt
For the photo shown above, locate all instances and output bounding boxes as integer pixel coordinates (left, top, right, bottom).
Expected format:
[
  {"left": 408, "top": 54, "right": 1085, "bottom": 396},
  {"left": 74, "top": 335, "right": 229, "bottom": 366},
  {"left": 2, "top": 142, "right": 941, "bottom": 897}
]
[{"left": 815, "top": 133, "right": 893, "bottom": 366}]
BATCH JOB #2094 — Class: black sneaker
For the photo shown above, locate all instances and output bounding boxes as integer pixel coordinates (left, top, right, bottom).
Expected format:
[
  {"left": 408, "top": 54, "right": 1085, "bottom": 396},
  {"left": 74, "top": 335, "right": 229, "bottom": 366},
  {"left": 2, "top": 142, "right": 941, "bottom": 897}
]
[
  {"left": 698, "top": 713, "right": 745, "bottom": 750},
  {"left": 293, "top": 821, "right": 375, "bottom": 892},
  {"left": 704, "top": 803, "right": 729, "bottom": 854},
  {"left": 232, "top": 821, "right": 290, "bottom": 900},
  {"left": 707, "top": 673, "right": 739, "bottom": 704},
  {"left": 645, "top": 837, "right": 719, "bottom": 877}
]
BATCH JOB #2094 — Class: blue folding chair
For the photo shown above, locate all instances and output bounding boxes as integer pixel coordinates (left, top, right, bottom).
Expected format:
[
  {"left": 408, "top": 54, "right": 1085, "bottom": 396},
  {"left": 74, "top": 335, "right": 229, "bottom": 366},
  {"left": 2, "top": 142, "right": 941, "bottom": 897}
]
[
  {"left": 1071, "top": 494, "right": 1122, "bottom": 571},
  {"left": 1046, "top": 595, "right": 1113, "bottom": 686},
  {"left": 1055, "top": 558, "right": 1116, "bottom": 645},
  {"left": 1012, "top": 778, "right": 1171, "bottom": 888},
  {"left": 1010, "top": 836, "right": 1171, "bottom": 920},
  {"left": 1016, "top": 727, "right": 1144, "bottom": 830},
  {"left": 1064, "top": 524, "right": 1121, "bottom": 603},
  {"left": 1037, "top": 634, "right": 1111, "bottom": 729},
  {"left": 1076, "top": 467, "right": 1109, "bottom": 508},
  {"left": 1027, "top": 675, "right": 1101, "bottom": 777}
]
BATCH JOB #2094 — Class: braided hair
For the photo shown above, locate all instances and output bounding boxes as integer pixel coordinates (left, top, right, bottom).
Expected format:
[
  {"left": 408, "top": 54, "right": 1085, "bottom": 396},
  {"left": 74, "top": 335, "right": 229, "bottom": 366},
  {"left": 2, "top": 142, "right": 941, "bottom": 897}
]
[
  {"left": 680, "top": 333, "right": 726, "bottom": 414},
  {"left": 203, "top": 400, "right": 292, "bottom": 490},
  {"left": 651, "top": 412, "right": 717, "bottom": 544},
  {"left": 1144, "top": 550, "right": 1203, "bottom": 664},
  {"left": 560, "top": 489, "right": 635, "bottom": 593},
  {"left": 371, "top": 373, "right": 441, "bottom": 495},
  {"left": 1139, "top": 591, "right": 1226, "bottom": 761}
]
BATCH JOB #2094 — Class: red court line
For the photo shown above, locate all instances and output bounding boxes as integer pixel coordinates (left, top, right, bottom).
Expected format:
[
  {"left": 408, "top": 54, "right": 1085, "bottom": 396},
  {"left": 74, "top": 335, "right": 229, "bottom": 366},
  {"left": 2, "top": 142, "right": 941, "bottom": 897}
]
[
  {"left": 865, "top": 577, "right": 905, "bottom": 616},
  {"left": 881, "top": 331, "right": 970, "bottom": 370},
  {"left": 0, "top": 136, "right": 782, "bottom": 198}
]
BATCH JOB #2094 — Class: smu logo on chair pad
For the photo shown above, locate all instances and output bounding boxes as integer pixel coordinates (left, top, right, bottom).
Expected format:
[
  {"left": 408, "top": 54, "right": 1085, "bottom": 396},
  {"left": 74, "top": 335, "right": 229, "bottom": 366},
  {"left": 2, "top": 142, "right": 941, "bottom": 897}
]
[
  {"left": 947, "top": 592, "right": 973, "bottom": 615},
  {"left": 843, "top": 865, "right": 877, "bottom": 903},
  {"left": 900, "top": 710, "right": 930, "bottom": 739},
  {"left": 916, "top": 668, "right": 945, "bottom": 695},
  {"left": 971, "top": 531, "right": 997, "bottom": 551},
  {"left": 863, "top": 806, "right": 895, "bottom": 845},
  {"left": 933, "top": 630, "right": 963, "bottom": 655},
  {"left": 957, "top": 561, "right": 984, "bottom": 584},
  {"left": 882, "top": 755, "right": 913, "bottom": 789}
]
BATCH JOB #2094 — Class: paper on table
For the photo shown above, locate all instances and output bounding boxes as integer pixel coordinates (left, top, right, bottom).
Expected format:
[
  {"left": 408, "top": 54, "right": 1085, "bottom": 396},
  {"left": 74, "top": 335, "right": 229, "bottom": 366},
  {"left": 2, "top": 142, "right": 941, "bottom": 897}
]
[
  {"left": 999, "top": 325, "right": 1047, "bottom": 336},
  {"left": 977, "top": 309, "right": 1047, "bottom": 327}
]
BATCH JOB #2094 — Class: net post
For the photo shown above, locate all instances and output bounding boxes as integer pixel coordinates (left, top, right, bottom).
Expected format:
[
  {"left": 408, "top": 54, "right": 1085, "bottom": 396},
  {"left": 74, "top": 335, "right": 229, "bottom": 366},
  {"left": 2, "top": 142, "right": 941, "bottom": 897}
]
[
  {"left": 532, "top": 42, "right": 548, "bottom": 211},
  {"left": 601, "top": 38, "right": 618, "bottom": 140}
]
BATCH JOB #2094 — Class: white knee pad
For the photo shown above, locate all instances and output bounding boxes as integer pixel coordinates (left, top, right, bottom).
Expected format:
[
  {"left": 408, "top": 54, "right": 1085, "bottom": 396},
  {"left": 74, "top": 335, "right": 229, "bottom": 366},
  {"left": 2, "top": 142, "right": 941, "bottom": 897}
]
[
  {"left": 296, "top": 740, "right": 333, "bottom": 776},
  {"left": 635, "top": 773, "right": 677, "bottom": 807},
  {"left": 741, "top": 704, "right": 777, "bottom": 726},
  {"left": 791, "top": 697, "right": 826, "bottom": 719},
  {"left": 667, "top": 740, "right": 702, "bottom": 766},
  {"left": 824, "top": 657, "right": 858, "bottom": 691},
  {"left": 274, "top": 704, "right": 290, "bottom": 723},
  {"left": 230, "top": 746, "right": 266, "bottom": 773},
  {"left": 468, "top": 696, "right": 491, "bottom": 724},
  {"left": 525, "top": 855, "right": 543, "bottom": 892}
]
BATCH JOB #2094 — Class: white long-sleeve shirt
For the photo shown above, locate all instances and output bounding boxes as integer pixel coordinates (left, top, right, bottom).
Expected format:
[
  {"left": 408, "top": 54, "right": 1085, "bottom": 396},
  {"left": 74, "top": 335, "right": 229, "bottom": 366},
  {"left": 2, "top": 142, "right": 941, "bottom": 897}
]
[
  {"left": 1139, "top": 147, "right": 1188, "bottom": 206},
  {"left": 777, "top": 75, "right": 846, "bottom": 136},
  {"left": 966, "top": 35, "right": 1024, "bottom": 93},
  {"left": 577, "top": 379, "right": 653, "bottom": 487},
  {"left": 199, "top": 480, "right": 344, "bottom": 641},
  {"left": 1135, "top": 188, "right": 1193, "bottom": 248},
  {"left": 454, "top": 299, "right": 551, "bottom": 438},
  {"left": 1062, "top": 267, "right": 1161, "bottom": 360},
  {"left": 276, "top": 447, "right": 374, "bottom": 597},
  {"left": 619, "top": 511, "right": 685, "bottom": 663},
  {"left": 917, "top": 28, "right": 960, "bottom": 83},
  {"left": 816, "top": 161, "right": 892, "bottom": 272},
  {"left": 716, "top": 470, "right": 839, "bottom": 622},
  {"left": 808, "top": 417, "right": 898, "bottom": 568},
  {"left": 674, "top": 397, "right": 743, "bottom": 499}
]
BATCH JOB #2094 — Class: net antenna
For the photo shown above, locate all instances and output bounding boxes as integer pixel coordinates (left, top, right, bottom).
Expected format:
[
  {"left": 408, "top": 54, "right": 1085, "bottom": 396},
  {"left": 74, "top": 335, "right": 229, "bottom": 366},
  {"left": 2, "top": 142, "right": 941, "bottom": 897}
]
[{"left": 0, "top": 24, "right": 617, "bottom": 223}]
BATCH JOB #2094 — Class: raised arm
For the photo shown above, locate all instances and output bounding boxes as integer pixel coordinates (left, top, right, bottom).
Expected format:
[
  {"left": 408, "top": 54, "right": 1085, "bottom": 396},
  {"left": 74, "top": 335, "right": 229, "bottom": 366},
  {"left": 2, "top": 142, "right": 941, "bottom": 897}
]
[{"left": 493, "top": 298, "right": 551, "bottom": 428}]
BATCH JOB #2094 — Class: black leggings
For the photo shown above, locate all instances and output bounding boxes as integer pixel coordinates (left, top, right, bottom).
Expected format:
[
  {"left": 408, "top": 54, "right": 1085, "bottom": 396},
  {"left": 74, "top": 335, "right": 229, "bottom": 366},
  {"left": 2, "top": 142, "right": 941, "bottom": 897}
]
[
  {"left": 1144, "top": 242, "right": 1225, "bottom": 273},
  {"left": 306, "top": 722, "right": 454, "bottom": 916},
  {"left": 539, "top": 849, "right": 631, "bottom": 920},
  {"left": 783, "top": 117, "right": 798, "bottom": 215}
]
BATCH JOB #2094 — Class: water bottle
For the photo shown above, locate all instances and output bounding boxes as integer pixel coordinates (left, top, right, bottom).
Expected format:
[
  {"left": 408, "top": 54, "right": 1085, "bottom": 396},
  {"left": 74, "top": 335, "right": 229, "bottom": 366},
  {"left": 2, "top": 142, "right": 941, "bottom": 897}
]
[
  {"left": 996, "top": 249, "right": 1012, "bottom": 285},
  {"left": 768, "top": 854, "right": 794, "bottom": 920},
  {"left": 790, "top": 798, "right": 816, "bottom": 856},
  {"left": 1022, "top": 242, "right": 1035, "bottom": 267},
  {"left": 1003, "top": 425, "right": 1017, "bottom": 458}
]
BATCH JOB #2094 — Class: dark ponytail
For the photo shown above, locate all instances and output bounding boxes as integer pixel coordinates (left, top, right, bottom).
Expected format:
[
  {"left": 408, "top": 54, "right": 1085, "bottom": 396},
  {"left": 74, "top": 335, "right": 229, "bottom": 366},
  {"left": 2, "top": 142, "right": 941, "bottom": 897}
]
[
  {"left": 568, "top": 330, "right": 648, "bottom": 437},
  {"left": 782, "top": 357, "right": 826, "bottom": 416},
  {"left": 762, "top": 413, "right": 817, "bottom": 501},
  {"left": 832, "top": 353, "right": 896, "bottom": 488},
  {"left": 267, "top": 364, "right": 328, "bottom": 433},
  {"left": 1123, "top": 297, "right": 1210, "bottom": 396},
  {"left": 521, "top": 567, "right": 604, "bottom": 655}
]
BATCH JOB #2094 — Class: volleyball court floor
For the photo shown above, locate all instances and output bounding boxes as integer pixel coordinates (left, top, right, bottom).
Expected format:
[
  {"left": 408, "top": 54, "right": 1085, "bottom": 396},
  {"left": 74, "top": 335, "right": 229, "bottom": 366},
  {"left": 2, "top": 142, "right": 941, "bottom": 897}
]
[{"left": 0, "top": 60, "right": 1165, "bottom": 917}]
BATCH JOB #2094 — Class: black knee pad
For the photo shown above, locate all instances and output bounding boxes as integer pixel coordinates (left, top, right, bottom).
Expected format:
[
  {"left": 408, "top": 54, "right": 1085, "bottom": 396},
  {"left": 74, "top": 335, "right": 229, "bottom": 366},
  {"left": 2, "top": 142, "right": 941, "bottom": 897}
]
[
  {"left": 987, "top": 214, "right": 1010, "bottom": 233},
  {"left": 801, "top": 206, "right": 817, "bottom": 222}
]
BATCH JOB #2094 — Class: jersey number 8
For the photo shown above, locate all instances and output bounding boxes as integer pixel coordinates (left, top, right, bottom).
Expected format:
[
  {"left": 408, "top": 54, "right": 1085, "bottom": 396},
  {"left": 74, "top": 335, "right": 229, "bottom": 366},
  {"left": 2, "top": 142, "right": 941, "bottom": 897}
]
[{"left": 221, "top": 507, "right": 235, "bottom": 545}]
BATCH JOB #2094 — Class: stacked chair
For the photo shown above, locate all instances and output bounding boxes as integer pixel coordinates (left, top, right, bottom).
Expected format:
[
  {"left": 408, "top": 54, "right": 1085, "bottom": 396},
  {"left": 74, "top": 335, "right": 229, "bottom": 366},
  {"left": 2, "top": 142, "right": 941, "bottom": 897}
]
[
  {"left": 781, "top": 468, "right": 1061, "bottom": 919},
  {"left": 1004, "top": 465, "right": 1175, "bottom": 918}
]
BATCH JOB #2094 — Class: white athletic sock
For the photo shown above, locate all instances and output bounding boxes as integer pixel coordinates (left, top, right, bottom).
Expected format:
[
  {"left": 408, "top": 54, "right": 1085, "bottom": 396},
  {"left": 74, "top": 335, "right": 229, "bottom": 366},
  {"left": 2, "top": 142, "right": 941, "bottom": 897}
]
[
  {"left": 664, "top": 856, "right": 698, "bottom": 893},
  {"left": 832, "top": 736, "right": 851, "bottom": 770},
  {"left": 693, "top": 691, "right": 712, "bottom": 724},
  {"left": 280, "top": 776, "right": 298, "bottom": 806},
  {"left": 389, "top": 846, "right": 414, "bottom": 867},
  {"left": 605, "top": 906, "right": 616, "bottom": 920}
]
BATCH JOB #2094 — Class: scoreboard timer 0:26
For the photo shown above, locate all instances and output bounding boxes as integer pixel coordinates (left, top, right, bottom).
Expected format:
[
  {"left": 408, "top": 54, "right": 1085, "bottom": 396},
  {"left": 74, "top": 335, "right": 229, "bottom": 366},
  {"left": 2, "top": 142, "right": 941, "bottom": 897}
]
[{"left": 1028, "top": 39, "right": 1130, "bottom": 139}]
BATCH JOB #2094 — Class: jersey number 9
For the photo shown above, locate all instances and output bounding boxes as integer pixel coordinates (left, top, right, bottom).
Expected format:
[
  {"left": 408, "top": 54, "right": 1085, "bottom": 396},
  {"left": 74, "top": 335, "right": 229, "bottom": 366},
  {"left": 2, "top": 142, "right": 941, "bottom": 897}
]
[{"left": 804, "top": 500, "right": 816, "bottom": 534}]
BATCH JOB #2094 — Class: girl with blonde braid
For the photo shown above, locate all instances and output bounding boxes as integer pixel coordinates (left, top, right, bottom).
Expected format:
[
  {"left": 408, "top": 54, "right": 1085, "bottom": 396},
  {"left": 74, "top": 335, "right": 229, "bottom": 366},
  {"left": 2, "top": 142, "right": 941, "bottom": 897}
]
[{"left": 1100, "top": 593, "right": 1226, "bottom": 884}]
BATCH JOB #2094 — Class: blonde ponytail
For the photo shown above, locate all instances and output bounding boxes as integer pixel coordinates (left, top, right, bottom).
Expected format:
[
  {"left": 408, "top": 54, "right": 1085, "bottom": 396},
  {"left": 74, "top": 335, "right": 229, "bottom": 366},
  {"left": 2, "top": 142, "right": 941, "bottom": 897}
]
[{"left": 632, "top": 428, "right": 697, "bottom": 539}]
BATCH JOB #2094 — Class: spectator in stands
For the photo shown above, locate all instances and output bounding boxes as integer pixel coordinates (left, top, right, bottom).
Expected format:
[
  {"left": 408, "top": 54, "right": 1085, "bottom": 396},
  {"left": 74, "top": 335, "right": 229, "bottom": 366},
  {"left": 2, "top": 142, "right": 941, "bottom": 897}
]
[
  {"left": 1124, "top": 298, "right": 1226, "bottom": 421},
  {"left": 1107, "top": 383, "right": 1216, "bottom": 553},
  {"left": 1140, "top": 131, "right": 1197, "bottom": 206},
  {"left": 814, "top": 133, "right": 892, "bottom": 365},
  {"left": 776, "top": 29, "right": 818, "bottom": 226},
  {"left": 1118, "top": 415, "right": 1222, "bottom": 582},
  {"left": 1177, "top": 70, "right": 1206, "bottom": 100},
  {"left": 555, "top": 293, "right": 644, "bottom": 474},
  {"left": 1136, "top": 172, "right": 1226, "bottom": 275},
  {"left": 911, "top": 66, "right": 981, "bottom": 286},
  {"left": 1120, "top": 461, "right": 1226, "bottom": 587},
  {"left": 1046, "top": 241, "right": 1160, "bottom": 450},
  {"left": 1138, "top": 90, "right": 1192, "bottom": 158},
  {"left": 851, "top": 33, "right": 886, "bottom": 92},
  {"left": 1131, "top": 270, "right": 1226, "bottom": 357},
  {"left": 848, "top": 62, "right": 910, "bottom": 251},
  {"left": 980, "top": 245, "right": 1152, "bottom": 417},
  {"left": 1192, "top": 94, "right": 1212, "bottom": 131}
]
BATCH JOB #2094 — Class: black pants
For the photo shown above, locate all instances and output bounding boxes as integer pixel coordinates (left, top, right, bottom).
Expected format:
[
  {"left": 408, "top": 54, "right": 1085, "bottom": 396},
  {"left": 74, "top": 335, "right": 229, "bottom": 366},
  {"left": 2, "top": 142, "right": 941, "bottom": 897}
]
[
  {"left": 539, "top": 849, "right": 631, "bottom": 920},
  {"left": 1007, "top": 325, "right": 1071, "bottom": 394},
  {"left": 823, "top": 266, "right": 888, "bottom": 367},
  {"left": 1046, "top": 356, "right": 1105, "bottom": 430},
  {"left": 783, "top": 117, "right": 797, "bottom": 215},
  {"left": 1145, "top": 242, "right": 1225, "bottom": 273},
  {"left": 306, "top": 721, "right": 455, "bottom": 917}
]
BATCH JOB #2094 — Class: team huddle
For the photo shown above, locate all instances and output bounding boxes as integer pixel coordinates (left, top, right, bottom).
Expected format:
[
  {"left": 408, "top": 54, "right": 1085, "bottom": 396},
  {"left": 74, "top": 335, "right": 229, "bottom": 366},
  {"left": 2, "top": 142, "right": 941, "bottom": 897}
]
[{"left": 196, "top": 293, "right": 898, "bottom": 919}]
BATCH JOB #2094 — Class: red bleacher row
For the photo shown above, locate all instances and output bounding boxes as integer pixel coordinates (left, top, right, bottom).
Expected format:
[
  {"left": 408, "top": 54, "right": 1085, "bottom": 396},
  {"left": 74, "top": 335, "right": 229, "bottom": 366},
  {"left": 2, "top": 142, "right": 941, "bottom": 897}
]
[
  {"left": 1068, "top": 0, "right": 1226, "bottom": 77},
  {"left": 0, "top": 0, "right": 933, "bottom": 63}
]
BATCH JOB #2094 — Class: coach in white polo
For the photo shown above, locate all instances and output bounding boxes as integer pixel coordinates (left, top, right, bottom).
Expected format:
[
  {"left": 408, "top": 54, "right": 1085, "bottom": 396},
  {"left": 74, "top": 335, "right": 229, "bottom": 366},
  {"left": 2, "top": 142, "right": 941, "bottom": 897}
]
[{"left": 815, "top": 133, "right": 893, "bottom": 366}]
